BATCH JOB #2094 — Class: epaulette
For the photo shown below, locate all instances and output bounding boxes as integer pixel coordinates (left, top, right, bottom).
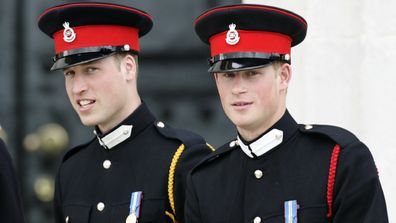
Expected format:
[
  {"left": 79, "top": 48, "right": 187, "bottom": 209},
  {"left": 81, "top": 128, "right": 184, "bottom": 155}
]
[
  {"left": 153, "top": 121, "right": 206, "bottom": 148},
  {"left": 62, "top": 138, "right": 95, "bottom": 162},
  {"left": 299, "top": 124, "right": 359, "bottom": 148}
]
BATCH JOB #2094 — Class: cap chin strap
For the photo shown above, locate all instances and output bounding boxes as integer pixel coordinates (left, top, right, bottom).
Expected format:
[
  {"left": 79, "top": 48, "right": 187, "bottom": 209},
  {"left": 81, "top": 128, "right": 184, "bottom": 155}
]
[
  {"left": 208, "top": 62, "right": 272, "bottom": 73},
  {"left": 53, "top": 45, "right": 138, "bottom": 62},
  {"left": 209, "top": 52, "right": 290, "bottom": 65}
]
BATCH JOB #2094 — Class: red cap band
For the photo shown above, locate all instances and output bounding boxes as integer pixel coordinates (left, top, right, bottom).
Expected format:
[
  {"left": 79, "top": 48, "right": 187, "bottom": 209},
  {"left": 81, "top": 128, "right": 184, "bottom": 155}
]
[
  {"left": 53, "top": 25, "right": 139, "bottom": 54},
  {"left": 209, "top": 30, "right": 292, "bottom": 57}
]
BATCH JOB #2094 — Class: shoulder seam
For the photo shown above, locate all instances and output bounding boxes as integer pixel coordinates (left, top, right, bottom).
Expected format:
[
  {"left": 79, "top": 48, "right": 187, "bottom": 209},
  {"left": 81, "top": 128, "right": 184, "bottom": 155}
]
[
  {"left": 62, "top": 137, "right": 95, "bottom": 162},
  {"left": 299, "top": 124, "right": 359, "bottom": 148},
  {"left": 190, "top": 144, "right": 235, "bottom": 174},
  {"left": 155, "top": 122, "right": 206, "bottom": 148}
]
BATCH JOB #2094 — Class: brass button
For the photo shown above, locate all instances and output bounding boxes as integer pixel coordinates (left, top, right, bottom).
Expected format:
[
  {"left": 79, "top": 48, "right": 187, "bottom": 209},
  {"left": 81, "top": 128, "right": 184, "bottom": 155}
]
[
  {"left": 157, "top": 121, "right": 165, "bottom": 128},
  {"left": 97, "top": 202, "right": 105, "bottom": 211},
  {"left": 123, "top": 44, "right": 130, "bottom": 51},
  {"left": 103, "top": 160, "right": 111, "bottom": 169},
  {"left": 254, "top": 170, "right": 263, "bottom": 179},
  {"left": 304, "top": 124, "right": 313, "bottom": 130},
  {"left": 253, "top": 216, "right": 261, "bottom": 223}
]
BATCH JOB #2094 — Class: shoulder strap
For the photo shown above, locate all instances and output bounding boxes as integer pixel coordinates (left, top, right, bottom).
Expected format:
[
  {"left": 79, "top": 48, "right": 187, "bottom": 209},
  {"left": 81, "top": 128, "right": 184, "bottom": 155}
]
[
  {"left": 154, "top": 121, "right": 206, "bottom": 148},
  {"left": 190, "top": 140, "right": 237, "bottom": 175},
  {"left": 299, "top": 124, "right": 359, "bottom": 148}
]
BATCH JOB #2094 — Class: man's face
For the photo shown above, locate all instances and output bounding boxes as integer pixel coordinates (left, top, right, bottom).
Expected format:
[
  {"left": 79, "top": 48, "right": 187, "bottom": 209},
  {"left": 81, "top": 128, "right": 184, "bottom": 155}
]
[
  {"left": 214, "top": 64, "right": 289, "bottom": 137},
  {"left": 63, "top": 55, "right": 136, "bottom": 132}
]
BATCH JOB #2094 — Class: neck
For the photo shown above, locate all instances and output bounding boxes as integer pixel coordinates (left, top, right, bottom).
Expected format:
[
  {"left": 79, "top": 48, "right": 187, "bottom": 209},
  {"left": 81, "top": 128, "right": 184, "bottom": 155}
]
[
  {"left": 238, "top": 107, "right": 286, "bottom": 142},
  {"left": 98, "top": 95, "right": 141, "bottom": 134}
]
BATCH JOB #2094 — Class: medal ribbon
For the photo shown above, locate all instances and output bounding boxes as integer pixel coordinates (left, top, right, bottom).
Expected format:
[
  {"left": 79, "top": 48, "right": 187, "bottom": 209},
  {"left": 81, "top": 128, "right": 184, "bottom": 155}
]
[
  {"left": 129, "top": 191, "right": 143, "bottom": 219},
  {"left": 284, "top": 200, "right": 298, "bottom": 223}
]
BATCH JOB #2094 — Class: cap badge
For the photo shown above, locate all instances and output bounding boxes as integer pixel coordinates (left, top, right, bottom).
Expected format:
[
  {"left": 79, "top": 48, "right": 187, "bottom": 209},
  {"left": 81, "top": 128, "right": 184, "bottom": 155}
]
[
  {"left": 63, "top": 22, "right": 76, "bottom": 43},
  {"left": 225, "top": 23, "right": 240, "bottom": 45}
]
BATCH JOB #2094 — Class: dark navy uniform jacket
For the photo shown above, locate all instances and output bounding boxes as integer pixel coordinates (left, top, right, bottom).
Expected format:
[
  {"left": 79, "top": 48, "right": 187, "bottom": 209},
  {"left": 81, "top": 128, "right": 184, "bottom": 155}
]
[
  {"left": 0, "top": 139, "right": 25, "bottom": 223},
  {"left": 54, "top": 103, "right": 213, "bottom": 223},
  {"left": 185, "top": 111, "right": 388, "bottom": 223}
]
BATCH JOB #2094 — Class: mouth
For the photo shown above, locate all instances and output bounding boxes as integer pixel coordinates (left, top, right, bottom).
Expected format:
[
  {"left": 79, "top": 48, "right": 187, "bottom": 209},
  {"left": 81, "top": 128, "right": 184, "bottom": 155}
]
[
  {"left": 77, "top": 99, "right": 95, "bottom": 108},
  {"left": 232, "top": 101, "right": 253, "bottom": 107}
]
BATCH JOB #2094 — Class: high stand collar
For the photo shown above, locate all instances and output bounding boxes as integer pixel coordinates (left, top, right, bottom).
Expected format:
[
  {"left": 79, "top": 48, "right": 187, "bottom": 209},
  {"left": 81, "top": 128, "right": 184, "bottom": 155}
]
[
  {"left": 93, "top": 102, "right": 156, "bottom": 149},
  {"left": 237, "top": 110, "right": 299, "bottom": 158}
]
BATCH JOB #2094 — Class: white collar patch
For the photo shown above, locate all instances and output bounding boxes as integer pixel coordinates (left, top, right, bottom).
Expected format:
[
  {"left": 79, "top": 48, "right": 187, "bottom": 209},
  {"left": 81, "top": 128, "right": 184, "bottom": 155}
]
[
  {"left": 237, "top": 129, "right": 283, "bottom": 158},
  {"left": 94, "top": 125, "right": 133, "bottom": 149}
]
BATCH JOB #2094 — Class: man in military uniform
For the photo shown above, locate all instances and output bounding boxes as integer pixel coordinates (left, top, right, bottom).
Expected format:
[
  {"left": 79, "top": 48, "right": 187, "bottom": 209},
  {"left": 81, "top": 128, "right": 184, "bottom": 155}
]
[
  {"left": 38, "top": 3, "right": 213, "bottom": 223},
  {"left": 0, "top": 138, "right": 25, "bottom": 223},
  {"left": 185, "top": 4, "right": 388, "bottom": 223}
]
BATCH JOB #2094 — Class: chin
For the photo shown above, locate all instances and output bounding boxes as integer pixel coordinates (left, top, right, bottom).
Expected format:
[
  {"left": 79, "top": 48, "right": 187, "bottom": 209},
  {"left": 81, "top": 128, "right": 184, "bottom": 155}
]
[
  {"left": 229, "top": 117, "right": 252, "bottom": 128},
  {"left": 234, "top": 122, "right": 253, "bottom": 130},
  {"left": 226, "top": 111, "right": 247, "bottom": 123},
  {"left": 79, "top": 117, "right": 98, "bottom": 127}
]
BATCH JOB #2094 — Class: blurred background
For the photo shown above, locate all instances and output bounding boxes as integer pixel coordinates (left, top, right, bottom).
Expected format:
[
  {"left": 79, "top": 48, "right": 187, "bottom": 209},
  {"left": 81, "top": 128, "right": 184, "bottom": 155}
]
[{"left": 0, "top": 0, "right": 395, "bottom": 222}]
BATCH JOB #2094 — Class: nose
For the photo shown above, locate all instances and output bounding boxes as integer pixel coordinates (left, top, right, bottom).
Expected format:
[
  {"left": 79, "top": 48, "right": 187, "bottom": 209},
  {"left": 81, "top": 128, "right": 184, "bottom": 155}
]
[
  {"left": 69, "top": 74, "right": 88, "bottom": 94},
  {"left": 231, "top": 74, "right": 247, "bottom": 95}
]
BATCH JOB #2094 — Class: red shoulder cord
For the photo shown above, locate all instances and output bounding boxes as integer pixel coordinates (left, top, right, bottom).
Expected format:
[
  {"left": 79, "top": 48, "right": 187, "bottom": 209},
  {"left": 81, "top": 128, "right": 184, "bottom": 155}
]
[{"left": 326, "top": 144, "right": 340, "bottom": 218}]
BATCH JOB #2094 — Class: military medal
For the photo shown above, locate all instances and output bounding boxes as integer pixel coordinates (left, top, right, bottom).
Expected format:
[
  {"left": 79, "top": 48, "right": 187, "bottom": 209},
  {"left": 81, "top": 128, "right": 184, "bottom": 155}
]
[
  {"left": 126, "top": 213, "right": 137, "bottom": 223},
  {"left": 284, "top": 200, "right": 298, "bottom": 223},
  {"left": 126, "top": 191, "right": 143, "bottom": 223}
]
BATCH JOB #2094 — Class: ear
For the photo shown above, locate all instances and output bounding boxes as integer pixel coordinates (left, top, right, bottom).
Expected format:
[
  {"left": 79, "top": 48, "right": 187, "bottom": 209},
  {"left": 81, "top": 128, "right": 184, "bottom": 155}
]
[
  {"left": 278, "top": 63, "right": 292, "bottom": 90},
  {"left": 122, "top": 54, "right": 137, "bottom": 81},
  {"left": 213, "top": 72, "right": 218, "bottom": 80},
  {"left": 213, "top": 72, "right": 220, "bottom": 83}
]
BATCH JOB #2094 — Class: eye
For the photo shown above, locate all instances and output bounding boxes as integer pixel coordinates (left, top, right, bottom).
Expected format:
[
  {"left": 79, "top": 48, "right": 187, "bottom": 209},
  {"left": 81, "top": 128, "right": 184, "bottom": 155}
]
[
  {"left": 221, "top": 72, "right": 235, "bottom": 78},
  {"left": 63, "top": 70, "right": 74, "bottom": 77},
  {"left": 247, "top": 70, "right": 260, "bottom": 76},
  {"left": 86, "top": 67, "right": 98, "bottom": 73}
]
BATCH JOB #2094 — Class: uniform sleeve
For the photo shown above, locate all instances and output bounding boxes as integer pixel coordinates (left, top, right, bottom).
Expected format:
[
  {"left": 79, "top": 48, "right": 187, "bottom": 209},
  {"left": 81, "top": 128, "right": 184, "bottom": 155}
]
[
  {"left": 184, "top": 172, "right": 203, "bottom": 223},
  {"left": 54, "top": 167, "right": 64, "bottom": 223},
  {"left": 332, "top": 141, "right": 388, "bottom": 222},
  {"left": 173, "top": 143, "right": 212, "bottom": 223},
  {"left": 0, "top": 140, "right": 25, "bottom": 223}
]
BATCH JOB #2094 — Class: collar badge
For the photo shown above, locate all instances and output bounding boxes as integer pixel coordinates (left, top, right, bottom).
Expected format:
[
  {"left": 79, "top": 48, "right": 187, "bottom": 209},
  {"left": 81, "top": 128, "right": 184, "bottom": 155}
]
[
  {"left": 225, "top": 23, "right": 240, "bottom": 45},
  {"left": 63, "top": 22, "right": 76, "bottom": 43}
]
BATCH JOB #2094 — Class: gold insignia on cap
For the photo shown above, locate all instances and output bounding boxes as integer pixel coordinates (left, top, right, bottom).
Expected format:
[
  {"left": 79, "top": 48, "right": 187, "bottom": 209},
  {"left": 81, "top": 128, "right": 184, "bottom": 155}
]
[
  {"left": 225, "top": 23, "right": 240, "bottom": 45},
  {"left": 63, "top": 22, "right": 76, "bottom": 43}
]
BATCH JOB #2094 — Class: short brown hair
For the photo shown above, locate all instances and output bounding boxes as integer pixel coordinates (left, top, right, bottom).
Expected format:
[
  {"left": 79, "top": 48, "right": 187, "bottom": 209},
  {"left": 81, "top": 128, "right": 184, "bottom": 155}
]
[{"left": 272, "top": 61, "right": 286, "bottom": 71}]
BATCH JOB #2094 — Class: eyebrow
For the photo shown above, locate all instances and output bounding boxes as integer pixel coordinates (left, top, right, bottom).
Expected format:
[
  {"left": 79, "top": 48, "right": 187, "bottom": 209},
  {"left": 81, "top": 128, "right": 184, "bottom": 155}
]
[{"left": 62, "top": 59, "right": 103, "bottom": 72}]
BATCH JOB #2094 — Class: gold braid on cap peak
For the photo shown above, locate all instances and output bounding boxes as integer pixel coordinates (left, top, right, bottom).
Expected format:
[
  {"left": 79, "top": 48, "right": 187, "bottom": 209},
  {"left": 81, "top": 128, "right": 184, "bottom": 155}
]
[{"left": 167, "top": 144, "right": 185, "bottom": 222}]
